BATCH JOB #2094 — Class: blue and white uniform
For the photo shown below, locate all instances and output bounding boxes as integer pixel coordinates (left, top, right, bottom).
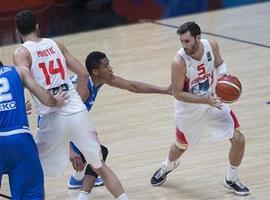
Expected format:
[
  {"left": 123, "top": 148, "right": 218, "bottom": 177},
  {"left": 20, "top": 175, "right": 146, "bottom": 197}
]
[
  {"left": 0, "top": 66, "right": 44, "bottom": 200},
  {"left": 69, "top": 74, "right": 103, "bottom": 153},
  {"left": 70, "top": 74, "right": 102, "bottom": 111}
]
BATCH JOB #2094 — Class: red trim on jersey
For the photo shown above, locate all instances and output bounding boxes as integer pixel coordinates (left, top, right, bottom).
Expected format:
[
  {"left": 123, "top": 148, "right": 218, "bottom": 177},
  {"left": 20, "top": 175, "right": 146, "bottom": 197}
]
[
  {"left": 176, "top": 128, "right": 188, "bottom": 144},
  {"left": 183, "top": 77, "right": 190, "bottom": 92},
  {"left": 230, "top": 110, "right": 240, "bottom": 128}
]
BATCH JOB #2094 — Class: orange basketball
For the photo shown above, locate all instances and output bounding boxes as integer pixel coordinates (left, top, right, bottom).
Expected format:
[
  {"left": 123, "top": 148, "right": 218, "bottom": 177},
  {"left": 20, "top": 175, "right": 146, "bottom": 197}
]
[{"left": 215, "top": 74, "right": 242, "bottom": 103}]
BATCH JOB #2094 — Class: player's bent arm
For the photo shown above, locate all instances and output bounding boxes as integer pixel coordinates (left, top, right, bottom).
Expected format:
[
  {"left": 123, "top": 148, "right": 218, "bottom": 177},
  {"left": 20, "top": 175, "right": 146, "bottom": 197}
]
[
  {"left": 107, "top": 76, "right": 170, "bottom": 94},
  {"left": 13, "top": 46, "right": 31, "bottom": 68},
  {"left": 56, "top": 41, "right": 89, "bottom": 101},
  {"left": 17, "top": 67, "right": 64, "bottom": 107},
  {"left": 171, "top": 55, "right": 208, "bottom": 104},
  {"left": 209, "top": 40, "right": 227, "bottom": 75}
]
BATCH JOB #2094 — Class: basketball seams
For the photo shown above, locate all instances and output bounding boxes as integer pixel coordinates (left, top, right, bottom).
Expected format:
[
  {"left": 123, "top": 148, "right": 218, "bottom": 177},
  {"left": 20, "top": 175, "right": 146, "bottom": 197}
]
[
  {"left": 215, "top": 86, "right": 239, "bottom": 97},
  {"left": 217, "top": 80, "right": 241, "bottom": 92},
  {"left": 215, "top": 75, "right": 242, "bottom": 103}
]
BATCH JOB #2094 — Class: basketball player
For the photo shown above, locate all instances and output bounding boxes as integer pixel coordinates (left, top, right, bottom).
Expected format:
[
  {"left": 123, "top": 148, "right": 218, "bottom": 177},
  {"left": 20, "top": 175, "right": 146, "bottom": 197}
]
[
  {"left": 67, "top": 51, "right": 171, "bottom": 200},
  {"left": 13, "top": 9, "right": 128, "bottom": 200},
  {"left": 150, "top": 22, "right": 250, "bottom": 196},
  {"left": 0, "top": 61, "right": 67, "bottom": 199}
]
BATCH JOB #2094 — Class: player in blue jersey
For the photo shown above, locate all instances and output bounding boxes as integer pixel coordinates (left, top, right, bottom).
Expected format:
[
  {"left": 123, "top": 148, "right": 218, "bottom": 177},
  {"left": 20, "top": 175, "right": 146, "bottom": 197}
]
[
  {"left": 67, "top": 51, "right": 171, "bottom": 200},
  {"left": 0, "top": 61, "right": 67, "bottom": 200}
]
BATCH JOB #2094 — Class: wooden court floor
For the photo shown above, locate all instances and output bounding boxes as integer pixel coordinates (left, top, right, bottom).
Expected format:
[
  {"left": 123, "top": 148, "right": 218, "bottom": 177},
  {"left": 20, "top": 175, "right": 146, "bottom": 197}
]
[{"left": 1, "top": 2, "right": 270, "bottom": 199}]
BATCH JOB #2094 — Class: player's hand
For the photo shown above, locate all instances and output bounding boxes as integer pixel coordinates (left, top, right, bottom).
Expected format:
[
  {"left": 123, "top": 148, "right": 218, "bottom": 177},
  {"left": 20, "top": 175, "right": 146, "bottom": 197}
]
[
  {"left": 69, "top": 148, "right": 85, "bottom": 172},
  {"left": 25, "top": 100, "right": 32, "bottom": 115},
  {"left": 54, "top": 91, "right": 70, "bottom": 107},
  {"left": 207, "top": 93, "right": 223, "bottom": 109}
]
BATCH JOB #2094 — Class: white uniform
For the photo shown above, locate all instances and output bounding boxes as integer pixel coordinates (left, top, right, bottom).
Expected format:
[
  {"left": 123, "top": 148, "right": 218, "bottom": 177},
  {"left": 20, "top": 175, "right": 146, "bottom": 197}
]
[
  {"left": 174, "top": 39, "right": 235, "bottom": 145},
  {"left": 22, "top": 39, "right": 102, "bottom": 176}
]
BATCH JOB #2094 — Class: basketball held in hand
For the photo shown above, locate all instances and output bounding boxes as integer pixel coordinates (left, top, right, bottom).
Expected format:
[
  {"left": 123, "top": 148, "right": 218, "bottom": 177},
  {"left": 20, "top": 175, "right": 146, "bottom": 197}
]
[{"left": 215, "top": 74, "right": 242, "bottom": 103}]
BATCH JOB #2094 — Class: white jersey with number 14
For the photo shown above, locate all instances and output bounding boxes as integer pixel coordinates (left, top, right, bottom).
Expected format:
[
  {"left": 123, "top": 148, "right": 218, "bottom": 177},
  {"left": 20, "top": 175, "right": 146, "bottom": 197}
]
[{"left": 22, "top": 38, "right": 86, "bottom": 115}]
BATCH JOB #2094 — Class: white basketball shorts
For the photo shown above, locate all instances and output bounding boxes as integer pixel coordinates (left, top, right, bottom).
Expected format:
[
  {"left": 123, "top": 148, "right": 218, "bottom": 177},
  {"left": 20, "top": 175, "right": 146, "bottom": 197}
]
[{"left": 35, "top": 110, "right": 102, "bottom": 176}]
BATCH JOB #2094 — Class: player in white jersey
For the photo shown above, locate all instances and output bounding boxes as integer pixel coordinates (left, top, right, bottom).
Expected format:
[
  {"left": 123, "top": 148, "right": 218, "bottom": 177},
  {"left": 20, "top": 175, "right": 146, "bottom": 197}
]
[
  {"left": 150, "top": 22, "right": 249, "bottom": 196},
  {"left": 67, "top": 51, "right": 171, "bottom": 200},
  {"left": 13, "top": 9, "right": 128, "bottom": 200}
]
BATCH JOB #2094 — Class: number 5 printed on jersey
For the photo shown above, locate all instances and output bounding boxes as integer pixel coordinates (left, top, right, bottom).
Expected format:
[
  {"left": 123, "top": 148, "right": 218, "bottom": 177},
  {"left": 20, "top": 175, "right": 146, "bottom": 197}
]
[{"left": 39, "top": 58, "right": 65, "bottom": 85}]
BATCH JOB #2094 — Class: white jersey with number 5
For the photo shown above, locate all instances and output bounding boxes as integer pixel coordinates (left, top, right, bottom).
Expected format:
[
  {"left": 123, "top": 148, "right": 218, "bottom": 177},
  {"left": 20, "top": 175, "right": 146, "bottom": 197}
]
[
  {"left": 22, "top": 38, "right": 86, "bottom": 115},
  {"left": 174, "top": 39, "right": 234, "bottom": 145}
]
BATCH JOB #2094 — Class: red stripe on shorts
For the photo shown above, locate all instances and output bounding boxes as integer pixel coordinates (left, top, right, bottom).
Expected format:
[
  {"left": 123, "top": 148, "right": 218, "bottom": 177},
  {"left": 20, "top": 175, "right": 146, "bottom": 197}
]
[
  {"left": 230, "top": 110, "right": 240, "bottom": 128},
  {"left": 176, "top": 128, "right": 188, "bottom": 144}
]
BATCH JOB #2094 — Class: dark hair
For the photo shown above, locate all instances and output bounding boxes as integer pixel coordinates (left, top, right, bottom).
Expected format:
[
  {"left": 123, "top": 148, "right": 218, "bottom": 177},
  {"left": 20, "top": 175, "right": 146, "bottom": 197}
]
[
  {"left": 0, "top": 60, "right": 3, "bottom": 66},
  {"left": 177, "top": 22, "right": 201, "bottom": 37},
  {"left": 85, "top": 51, "right": 107, "bottom": 75},
  {"left": 15, "top": 10, "right": 37, "bottom": 35}
]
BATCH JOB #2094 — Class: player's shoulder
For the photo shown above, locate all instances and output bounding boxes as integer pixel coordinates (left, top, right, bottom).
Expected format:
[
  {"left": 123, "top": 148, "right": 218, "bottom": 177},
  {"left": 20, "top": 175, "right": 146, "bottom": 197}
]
[
  {"left": 172, "top": 53, "right": 186, "bottom": 68},
  {"left": 13, "top": 45, "right": 29, "bottom": 57},
  {"left": 207, "top": 39, "right": 219, "bottom": 52}
]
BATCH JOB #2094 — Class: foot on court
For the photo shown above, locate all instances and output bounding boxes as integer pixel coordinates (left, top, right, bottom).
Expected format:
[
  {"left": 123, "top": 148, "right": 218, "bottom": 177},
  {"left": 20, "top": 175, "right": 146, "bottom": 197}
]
[
  {"left": 223, "top": 178, "right": 250, "bottom": 196},
  {"left": 94, "top": 176, "right": 104, "bottom": 187},
  {"left": 68, "top": 176, "right": 84, "bottom": 189},
  {"left": 151, "top": 161, "right": 179, "bottom": 186}
]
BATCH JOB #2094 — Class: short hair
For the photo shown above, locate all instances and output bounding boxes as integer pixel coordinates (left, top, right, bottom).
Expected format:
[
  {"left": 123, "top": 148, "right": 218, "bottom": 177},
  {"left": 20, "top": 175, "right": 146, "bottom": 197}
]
[
  {"left": 85, "top": 51, "right": 107, "bottom": 75},
  {"left": 177, "top": 22, "right": 201, "bottom": 37},
  {"left": 15, "top": 10, "right": 37, "bottom": 35},
  {"left": 0, "top": 60, "right": 3, "bottom": 66}
]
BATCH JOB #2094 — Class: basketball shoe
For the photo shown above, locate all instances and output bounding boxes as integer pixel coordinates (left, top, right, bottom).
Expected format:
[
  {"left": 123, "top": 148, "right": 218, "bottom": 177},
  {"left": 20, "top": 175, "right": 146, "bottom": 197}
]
[
  {"left": 151, "top": 160, "right": 179, "bottom": 186},
  {"left": 68, "top": 176, "right": 104, "bottom": 189},
  {"left": 223, "top": 177, "right": 250, "bottom": 196},
  {"left": 68, "top": 176, "right": 84, "bottom": 189}
]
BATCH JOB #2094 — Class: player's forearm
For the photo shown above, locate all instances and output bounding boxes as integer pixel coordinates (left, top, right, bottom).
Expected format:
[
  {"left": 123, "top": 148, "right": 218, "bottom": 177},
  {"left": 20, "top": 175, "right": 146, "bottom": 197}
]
[
  {"left": 130, "top": 81, "right": 169, "bottom": 94},
  {"left": 37, "top": 90, "right": 58, "bottom": 107}
]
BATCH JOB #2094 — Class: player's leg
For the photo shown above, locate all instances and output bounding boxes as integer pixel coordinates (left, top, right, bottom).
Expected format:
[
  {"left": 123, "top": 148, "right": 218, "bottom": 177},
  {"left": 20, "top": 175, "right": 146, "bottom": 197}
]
[
  {"left": 68, "top": 142, "right": 86, "bottom": 189},
  {"left": 224, "top": 111, "right": 249, "bottom": 195},
  {"left": 151, "top": 128, "right": 188, "bottom": 186},
  {"left": 70, "top": 111, "right": 128, "bottom": 199},
  {"left": 77, "top": 145, "right": 108, "bottom": 200},
  {"left": 35, "top": 113, "right": 70, "bottom": 176},
  {"left": 208, "top": 106, "right": 249, "bottom": 195},
  {"left": 8, "top": 133, "right": 44, "bottom": 200},
  {"left": 68, "top": 142, "right": 106, "bottom": 189}
]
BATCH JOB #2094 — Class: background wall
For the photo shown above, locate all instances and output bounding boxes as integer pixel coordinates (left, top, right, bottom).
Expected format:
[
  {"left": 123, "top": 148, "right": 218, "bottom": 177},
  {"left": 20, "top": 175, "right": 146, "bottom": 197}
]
[{"left": 0, "top": 0, "right": 269, "bottom": 46}]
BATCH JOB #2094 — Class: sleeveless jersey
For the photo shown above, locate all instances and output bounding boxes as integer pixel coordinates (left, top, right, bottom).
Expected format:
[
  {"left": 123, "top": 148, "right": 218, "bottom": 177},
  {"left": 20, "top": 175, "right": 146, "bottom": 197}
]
[
  {"left": 22, "top": 38, "right": 86, "bottom": 115},
  {"left": 70, "top": 74, "right": 103, "bottom": 111},
  {"left": 0, "top": 66, "right": 29, "bottom": 135},
  {"left": 177, "top": 39, "right": 215, "bottom": 96}
]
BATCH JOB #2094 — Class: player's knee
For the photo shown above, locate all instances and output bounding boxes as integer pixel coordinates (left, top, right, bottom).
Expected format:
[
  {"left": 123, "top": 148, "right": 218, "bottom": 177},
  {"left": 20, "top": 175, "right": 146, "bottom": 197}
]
[
  {"left": 84, "top": 145, "right": 108, "bottom": 177},
  {"left": 175, "top": 142, "right": 188, "bottom": 151},
  {"left": 85, "top": 164, "right": 98, "bottom": 178},
  {"left": 232, "top": 129, "right": 245, "bottom": 146},
  {"left": 101, "top": 145, "right": 108, "bottom": 161}
]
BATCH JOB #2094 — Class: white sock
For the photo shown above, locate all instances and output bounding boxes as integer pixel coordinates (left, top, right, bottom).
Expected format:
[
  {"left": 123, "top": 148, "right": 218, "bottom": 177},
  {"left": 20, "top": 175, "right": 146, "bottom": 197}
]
[
  {"left": 77, "top": 191, "right": 89, "bottom": 200},
  {"left": 73, "top": 170, "right": 84, "bottom": 181},
  {"left": 116, "top": 193, "right": 128, "bottom": 200},
  {"left": 226, "top": 164, "right": 238, "bottom": 181},
  {"left": 162, "top": 157, "right": 179, "bottom": 172}
]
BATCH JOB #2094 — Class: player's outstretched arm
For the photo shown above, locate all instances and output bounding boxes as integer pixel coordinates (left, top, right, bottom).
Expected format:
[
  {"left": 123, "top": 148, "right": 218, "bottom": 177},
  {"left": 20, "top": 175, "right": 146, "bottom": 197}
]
[
  {"left": 17, "top": 66, "right": 69, "bottom": 107},
  {"left": 107, "top": 75, "right": 171, "bottom": 95},
  {"left": 56, "top": 41, "right": 89, "bottom": 101}
]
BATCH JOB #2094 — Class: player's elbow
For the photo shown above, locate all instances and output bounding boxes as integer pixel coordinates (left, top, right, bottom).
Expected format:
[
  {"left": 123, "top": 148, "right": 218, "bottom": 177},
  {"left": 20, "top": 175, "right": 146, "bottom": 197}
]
[{"left": 78, "top": 69, "right": 89, "bottom": 80}]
